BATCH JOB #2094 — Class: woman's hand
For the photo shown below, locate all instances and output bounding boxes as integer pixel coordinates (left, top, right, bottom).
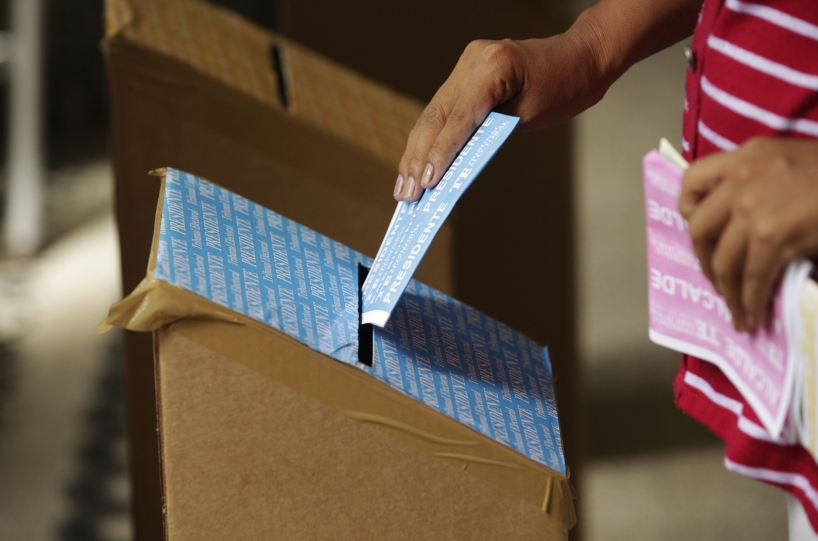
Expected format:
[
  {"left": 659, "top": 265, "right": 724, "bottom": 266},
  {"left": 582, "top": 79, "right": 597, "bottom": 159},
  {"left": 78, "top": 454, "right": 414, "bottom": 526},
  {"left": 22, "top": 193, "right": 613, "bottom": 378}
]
[
  {"left": 679, "top": 137, "right": 818, "bottom": 331},
  {"left": 392, "top": 0, "right": 703, "bottom": 202},
  {"left": 393, "top": 34, "right": 605, "bottom": 201}
]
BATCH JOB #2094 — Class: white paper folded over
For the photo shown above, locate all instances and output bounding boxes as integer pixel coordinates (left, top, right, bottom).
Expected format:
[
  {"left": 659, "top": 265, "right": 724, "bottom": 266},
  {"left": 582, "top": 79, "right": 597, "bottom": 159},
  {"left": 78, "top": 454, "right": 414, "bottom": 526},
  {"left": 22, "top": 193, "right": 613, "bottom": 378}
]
[{"left": 791, "top": 274, "right": 818, "bottom": 458}]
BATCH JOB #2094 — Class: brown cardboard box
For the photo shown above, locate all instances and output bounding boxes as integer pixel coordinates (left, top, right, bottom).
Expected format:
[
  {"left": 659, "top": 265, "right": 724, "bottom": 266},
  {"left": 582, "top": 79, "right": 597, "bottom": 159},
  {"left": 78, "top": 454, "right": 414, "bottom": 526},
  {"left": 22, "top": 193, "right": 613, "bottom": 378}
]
[
  {"left": 104, "top": 1, "right": 457, "bottom": 537},
  {"left": 101, "top": 168, "right": 576, "bottom": 540},
  {"left": 148, "top": 321, "right": 572, "bottom": 540}
]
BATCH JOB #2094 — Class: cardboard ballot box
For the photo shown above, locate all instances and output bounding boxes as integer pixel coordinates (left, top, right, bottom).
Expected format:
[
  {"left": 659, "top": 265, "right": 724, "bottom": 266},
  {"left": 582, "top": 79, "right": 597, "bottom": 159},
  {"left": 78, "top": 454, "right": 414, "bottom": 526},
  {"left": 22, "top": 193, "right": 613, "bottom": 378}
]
[
  {"left": 101, "top": 168, "right": 576, "bottom": 540},
  {"left": 104, "top": 0, "right": 456, "bottom": 535}
]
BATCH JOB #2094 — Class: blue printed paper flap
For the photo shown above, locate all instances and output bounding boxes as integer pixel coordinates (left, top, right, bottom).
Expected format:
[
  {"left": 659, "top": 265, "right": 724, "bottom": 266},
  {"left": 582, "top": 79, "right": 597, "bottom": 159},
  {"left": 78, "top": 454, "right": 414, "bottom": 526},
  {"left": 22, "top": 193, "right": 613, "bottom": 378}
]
[
  {"left": 155, "top": 168, "right": 565, "bottom": 474},
  {"left": 362, "top": 112, "right": 519, "bottom": 327}
]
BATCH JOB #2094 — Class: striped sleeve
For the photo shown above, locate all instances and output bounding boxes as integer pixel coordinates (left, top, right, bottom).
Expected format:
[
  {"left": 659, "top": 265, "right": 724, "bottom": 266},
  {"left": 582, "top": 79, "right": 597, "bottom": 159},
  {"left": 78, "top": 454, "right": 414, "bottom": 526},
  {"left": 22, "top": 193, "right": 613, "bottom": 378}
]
[{"left": 683, "top": 0, "right": 818, "bottom": 159}]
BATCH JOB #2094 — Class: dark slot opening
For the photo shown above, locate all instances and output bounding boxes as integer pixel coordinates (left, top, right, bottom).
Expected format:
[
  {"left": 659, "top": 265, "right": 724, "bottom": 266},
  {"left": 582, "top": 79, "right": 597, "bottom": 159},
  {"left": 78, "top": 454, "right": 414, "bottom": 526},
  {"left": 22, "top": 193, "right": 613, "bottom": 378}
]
[
  {"left": 269, "top": 44, "right": 290, "bottom": 110},
  {"left": 357, "top": 264, "right": 374, "bottom": 367}
]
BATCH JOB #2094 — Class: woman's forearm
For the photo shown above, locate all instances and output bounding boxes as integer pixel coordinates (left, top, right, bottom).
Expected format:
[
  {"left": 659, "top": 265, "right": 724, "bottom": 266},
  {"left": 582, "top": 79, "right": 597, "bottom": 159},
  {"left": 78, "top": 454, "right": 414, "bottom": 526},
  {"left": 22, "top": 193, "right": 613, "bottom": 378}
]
[
  {"left": 393, "top": 0, "right": 703, "bottom": 201},
  {"left": 567, "top": 0, "right": 702, "bottom": 90}
]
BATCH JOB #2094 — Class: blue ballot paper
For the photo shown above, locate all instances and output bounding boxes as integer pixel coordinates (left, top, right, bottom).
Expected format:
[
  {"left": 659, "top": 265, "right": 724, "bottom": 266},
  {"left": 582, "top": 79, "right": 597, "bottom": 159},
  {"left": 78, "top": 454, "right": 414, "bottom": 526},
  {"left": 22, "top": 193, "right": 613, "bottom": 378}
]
[
  {"left": 361, "top": 112, "right": 519, "bottom": 327},
  {"left": 153, "top": 167, "right": 565, "bottom": 474}
]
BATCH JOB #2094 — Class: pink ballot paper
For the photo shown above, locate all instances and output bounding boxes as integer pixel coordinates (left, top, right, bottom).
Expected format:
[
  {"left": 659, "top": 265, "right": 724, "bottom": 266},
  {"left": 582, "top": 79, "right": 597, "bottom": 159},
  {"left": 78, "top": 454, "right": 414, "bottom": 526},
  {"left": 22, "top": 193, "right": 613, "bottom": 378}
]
[{"left": 643, "top": 143, "right": 806, "bottom": 438}]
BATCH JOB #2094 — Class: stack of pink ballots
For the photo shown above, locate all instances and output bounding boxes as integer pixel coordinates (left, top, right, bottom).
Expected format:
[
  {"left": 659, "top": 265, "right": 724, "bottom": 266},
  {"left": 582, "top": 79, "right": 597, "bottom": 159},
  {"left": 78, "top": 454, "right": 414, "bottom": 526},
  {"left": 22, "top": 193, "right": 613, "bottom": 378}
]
[{"left": 643, "top": 140, "right": 813, "bottom": 439}]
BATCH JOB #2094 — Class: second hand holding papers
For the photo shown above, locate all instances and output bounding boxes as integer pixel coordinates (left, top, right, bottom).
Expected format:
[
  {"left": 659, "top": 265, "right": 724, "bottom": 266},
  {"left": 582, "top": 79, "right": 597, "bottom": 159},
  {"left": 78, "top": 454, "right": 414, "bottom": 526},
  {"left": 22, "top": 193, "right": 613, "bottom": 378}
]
[
  {"left": 362, "top": 112, "right": 519, "bottom": 327},
  {"left": 645, "top": 140, "right": 814, "bottom": 440}
]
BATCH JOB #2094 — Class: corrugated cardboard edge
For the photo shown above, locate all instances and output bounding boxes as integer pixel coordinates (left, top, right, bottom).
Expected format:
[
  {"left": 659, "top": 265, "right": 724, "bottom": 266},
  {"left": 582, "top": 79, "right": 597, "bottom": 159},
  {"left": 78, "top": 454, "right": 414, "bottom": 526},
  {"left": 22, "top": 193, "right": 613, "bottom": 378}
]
[
  {"left": 99, "top": 170, "right": 577, "bottom": 530},
  {"left": 149, "top": 327, "right": 167, "bottom": 541}
]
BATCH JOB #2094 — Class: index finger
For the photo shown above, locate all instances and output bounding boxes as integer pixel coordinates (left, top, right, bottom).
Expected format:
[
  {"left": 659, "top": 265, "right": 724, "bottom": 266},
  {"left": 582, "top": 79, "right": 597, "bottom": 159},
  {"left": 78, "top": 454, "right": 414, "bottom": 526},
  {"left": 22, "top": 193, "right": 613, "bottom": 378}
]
[
  {"left": 679, "top": 150, "right": 734, "bottom": 220},
  {"left": 423, "top": 86, "right": 498, "bottom": 185},
  {"left": 395, "top": 86, "right": 459, "bottom": 201},
  {"left": 398, "top": 42, "right": 522, "bottom": 201}
]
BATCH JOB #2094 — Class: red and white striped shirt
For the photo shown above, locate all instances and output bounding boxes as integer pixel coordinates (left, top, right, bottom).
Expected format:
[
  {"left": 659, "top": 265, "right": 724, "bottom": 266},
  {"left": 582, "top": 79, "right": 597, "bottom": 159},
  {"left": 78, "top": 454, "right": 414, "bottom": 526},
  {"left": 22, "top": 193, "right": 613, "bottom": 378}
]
[
  {"left": 682, "top": 0, "right": 818, "bottom": 159},
  {"left": 677, "top": 0, "right": 818, "bottom": 530}
]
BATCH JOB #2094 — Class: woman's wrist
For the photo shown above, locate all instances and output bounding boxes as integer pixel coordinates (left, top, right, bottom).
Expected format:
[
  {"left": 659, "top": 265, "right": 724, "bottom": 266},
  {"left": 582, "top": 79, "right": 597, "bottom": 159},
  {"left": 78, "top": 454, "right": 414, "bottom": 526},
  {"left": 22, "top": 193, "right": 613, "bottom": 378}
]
[
  {"left": 564, "top": 9, "right": 623, "bottom": 93},
  {"left": 563, "top": 0, "right": 702, "bottom": 100}
]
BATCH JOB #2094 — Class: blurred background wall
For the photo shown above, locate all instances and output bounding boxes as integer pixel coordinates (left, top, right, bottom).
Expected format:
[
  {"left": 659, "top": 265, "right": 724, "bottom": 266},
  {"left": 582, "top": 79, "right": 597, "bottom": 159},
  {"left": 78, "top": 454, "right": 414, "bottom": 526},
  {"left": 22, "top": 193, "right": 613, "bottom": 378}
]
[{"left": 0, "top": 0, "right": 789, "bottom": 540}]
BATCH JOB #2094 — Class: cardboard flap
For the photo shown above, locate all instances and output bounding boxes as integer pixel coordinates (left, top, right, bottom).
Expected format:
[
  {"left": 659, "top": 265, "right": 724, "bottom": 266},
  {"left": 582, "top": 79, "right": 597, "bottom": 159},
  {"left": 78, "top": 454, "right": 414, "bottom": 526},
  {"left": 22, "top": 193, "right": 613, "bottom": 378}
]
[
  {"left": 97, "top": 277, "right": 241, "bottom": 333},
  {"left": 104, "top": 0, "right": 422, "bottom": 168}
]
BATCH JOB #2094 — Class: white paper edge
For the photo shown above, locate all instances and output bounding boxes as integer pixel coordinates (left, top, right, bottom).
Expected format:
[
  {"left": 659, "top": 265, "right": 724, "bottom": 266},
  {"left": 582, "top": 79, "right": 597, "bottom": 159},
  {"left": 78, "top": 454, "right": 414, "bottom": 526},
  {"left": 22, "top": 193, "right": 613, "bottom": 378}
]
[
  {"left": 362, "top": 309, "right": 390, "bottom": 327},
  {"left": 783, "top": 260, "right": 814, "bottom": 444},
  {"left": 659, "top": 138, "right": 689, "bottom": 169},
  {"left": 649, "top": 328, "right": 786, "bottom": 438},
  {"left": 786, "top": 265, "right": 805, "bottom": 442},
  {"left": 797, "top": 278, "right": 818, "bottom": 451}
]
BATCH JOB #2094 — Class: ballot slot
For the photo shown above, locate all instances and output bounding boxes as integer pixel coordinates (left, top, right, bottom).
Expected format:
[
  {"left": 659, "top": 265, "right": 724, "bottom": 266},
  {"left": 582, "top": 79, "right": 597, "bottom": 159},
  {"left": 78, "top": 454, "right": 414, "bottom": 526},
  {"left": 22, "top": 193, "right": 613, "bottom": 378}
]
[
  {"left": 357, "top": 264, "right": 374, "bottom": 367},
  {"left": 269, "top": 44, "right": 290, "bottom": 110}
]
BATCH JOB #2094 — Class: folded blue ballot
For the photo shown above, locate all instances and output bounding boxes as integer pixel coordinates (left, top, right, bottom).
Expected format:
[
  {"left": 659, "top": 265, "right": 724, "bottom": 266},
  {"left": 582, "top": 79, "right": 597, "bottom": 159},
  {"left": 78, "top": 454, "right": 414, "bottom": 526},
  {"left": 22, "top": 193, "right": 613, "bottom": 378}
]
[
  {"left": 362, "top": 112, "right": 519, "bottom": 327},
  {"left": 149, "top": 167, "right": 565, "bottom": 473}
]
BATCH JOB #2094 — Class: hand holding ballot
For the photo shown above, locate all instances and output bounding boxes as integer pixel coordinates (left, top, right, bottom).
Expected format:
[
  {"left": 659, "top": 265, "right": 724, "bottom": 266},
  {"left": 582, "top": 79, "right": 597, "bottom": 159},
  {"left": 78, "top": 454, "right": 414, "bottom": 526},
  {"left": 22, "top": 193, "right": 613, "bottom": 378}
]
[
  {"left": 392, "top": 0, "right": 702, "bottom": 202},
  {"left": 679, "top": 137, "right": 818, "bottom": 332},
  {"left": 365, "top": 112, "right": 519, "bottom": 326},
  {"left": 392, "top": 37, "right": 597, "bottom": 202}
]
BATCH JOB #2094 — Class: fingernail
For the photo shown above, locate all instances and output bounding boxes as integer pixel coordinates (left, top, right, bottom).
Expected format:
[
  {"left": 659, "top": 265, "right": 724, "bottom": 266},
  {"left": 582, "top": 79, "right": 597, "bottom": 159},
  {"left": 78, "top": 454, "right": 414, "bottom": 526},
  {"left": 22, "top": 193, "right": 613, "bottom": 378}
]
[
  {"left": 420, "top": 163, "right": 434, "bottom": 187},
  {"left": 404, "top": 176, "right": 416, "bottom": 199},
  {"left": 746, "top": 314, "right": 756, "bottom": 330},
  {"left": 393, "top": 175, "right": 404, "bottom": 198}
]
